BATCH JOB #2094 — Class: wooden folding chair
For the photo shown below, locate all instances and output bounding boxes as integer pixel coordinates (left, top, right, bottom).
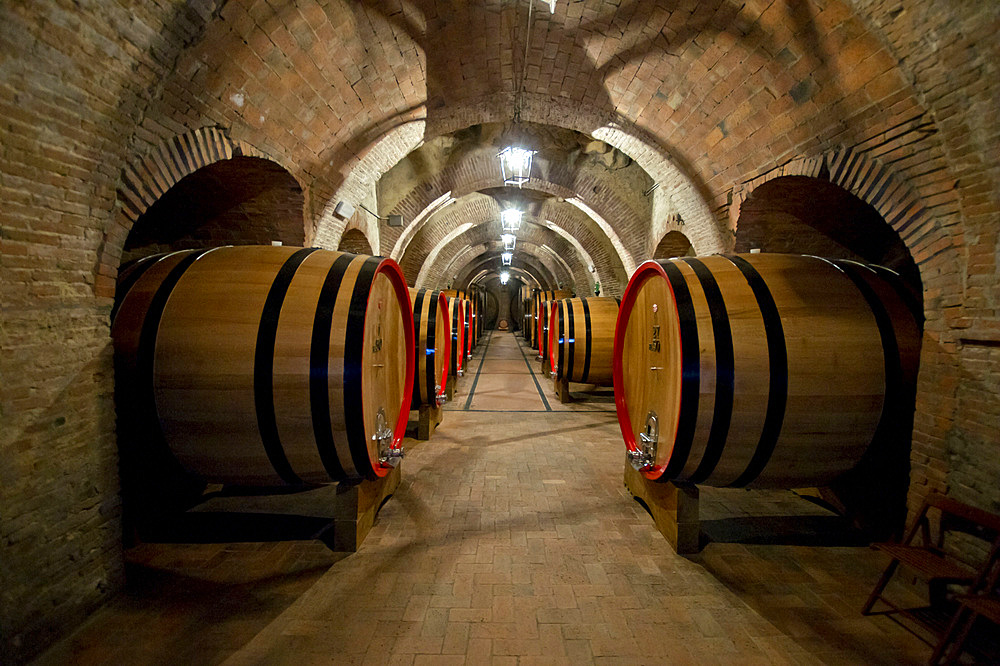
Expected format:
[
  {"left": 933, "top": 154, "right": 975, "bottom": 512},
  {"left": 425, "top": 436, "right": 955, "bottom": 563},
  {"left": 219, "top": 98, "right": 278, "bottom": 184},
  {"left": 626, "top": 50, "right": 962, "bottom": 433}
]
[
  {"left": 931, "top": 538, "right": 1000, "bottom": 665},
  {"left": 862, "top": 493, "right": 1000, "bottom": 642}
]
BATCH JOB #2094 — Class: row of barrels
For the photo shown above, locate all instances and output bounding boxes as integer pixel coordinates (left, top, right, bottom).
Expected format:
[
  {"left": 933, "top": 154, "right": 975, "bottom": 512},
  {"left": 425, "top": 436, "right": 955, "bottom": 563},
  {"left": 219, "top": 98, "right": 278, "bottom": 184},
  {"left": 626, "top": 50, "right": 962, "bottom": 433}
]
[
  {"left": 113, "top": 246, "right": 920, "bottom": 495},
  {"left": 112, "top": 246, "right": 487, "bottom": 489}
]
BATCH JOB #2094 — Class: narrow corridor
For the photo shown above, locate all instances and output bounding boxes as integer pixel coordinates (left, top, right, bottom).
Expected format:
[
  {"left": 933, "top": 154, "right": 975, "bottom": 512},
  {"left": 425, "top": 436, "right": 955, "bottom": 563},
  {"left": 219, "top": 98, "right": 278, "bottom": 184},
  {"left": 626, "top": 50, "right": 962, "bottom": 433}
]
[{"left": 37, "top": 332, "right": 929, "bottom": 665}]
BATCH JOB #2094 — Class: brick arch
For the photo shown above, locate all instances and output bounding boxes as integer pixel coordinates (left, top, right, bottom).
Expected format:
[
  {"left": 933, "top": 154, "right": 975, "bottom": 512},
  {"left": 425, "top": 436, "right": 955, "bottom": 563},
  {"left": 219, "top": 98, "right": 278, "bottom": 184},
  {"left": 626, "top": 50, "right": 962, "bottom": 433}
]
[
  {"left": 427, "top": 235, "right": 577, "bottom": 292},
  {"left": 470, "top": 266, "right": 541, "bottom": 291},
  {"left": 456, "top": 252, "right": 560, "bottom": 293},
  {"left": 396, "top": 189, "right": 628, "bottom": 296},
  {"left": 730, "top": 148, "right": 952, "bottom": 295},
  {"left": 653, "top": 230, "right": 694, "bottom": 259},
  {"left": 383, "top": 151, "right": 638, "bottom": 278},
  {"left": 421, "top": 221, "right": 588, "bottom": 290},
  {"left": 337, "top": 227, "right": 374, "bottom": 255},
  {"left": 96, "top": 127, "right": 303, "bottom": 297},
  {"left": 319, "top": 95, "right": 723, "bottom": 285}
]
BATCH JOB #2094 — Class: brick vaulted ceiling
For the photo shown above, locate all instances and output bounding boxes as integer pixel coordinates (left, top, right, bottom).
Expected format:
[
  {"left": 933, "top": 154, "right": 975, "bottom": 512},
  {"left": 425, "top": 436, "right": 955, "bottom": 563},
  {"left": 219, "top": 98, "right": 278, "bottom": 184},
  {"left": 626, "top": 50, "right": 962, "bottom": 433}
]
[{"left": 106, "top": 0, "right": 956, "bottom": 295}]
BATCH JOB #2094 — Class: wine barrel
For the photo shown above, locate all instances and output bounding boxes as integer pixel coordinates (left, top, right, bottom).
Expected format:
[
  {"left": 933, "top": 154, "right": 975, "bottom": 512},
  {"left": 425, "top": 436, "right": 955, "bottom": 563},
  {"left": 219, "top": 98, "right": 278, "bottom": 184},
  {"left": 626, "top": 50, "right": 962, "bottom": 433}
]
[
  {"left": 522, "top": 298, "right": 533, "bottom": 342},
  {"left": 463, "top": 299, "right": 473, "bottom": 359},
  {"left": 112, "top": 246, "right": 414, "bottom": 485},
  {"left": 536, "top": 300, "right": 555, "bottom": 363},
  {"left": 548, "top": 297, "right": 618, "bottom": 385},
  {"left": 614, "top": 254, "right": 920, "bottom": 488},
  {"left": 468, "top": 293, "right": 479, "bottom": 348},
  {"left": 446, "top": 295, "right": 466, "bottom": 377},
  {"left": 409, "top": 288, "right": 451, "bottom": 408}
]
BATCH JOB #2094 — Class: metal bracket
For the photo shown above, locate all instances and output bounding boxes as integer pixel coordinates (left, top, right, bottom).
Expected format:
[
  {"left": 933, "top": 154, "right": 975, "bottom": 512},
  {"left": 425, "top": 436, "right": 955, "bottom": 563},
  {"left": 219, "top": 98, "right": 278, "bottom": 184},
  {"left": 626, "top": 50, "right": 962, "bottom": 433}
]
[
  {"left": 627, "top": 410, "right": 658, "bottom": 470},
  {"left": 435, "top": 386, "right": 447, "bottom": 406},
  {"left": 373, "top": 407, "right": 403, "bottom": 467}
]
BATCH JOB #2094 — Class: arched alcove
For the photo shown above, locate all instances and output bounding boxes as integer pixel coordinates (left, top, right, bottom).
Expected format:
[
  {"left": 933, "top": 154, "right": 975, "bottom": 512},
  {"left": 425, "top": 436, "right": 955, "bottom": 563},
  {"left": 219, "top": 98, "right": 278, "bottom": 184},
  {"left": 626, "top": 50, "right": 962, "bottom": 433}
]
[
  {"left": 653, "top": 230, "right": 694, "bottom": 259},
  {"left": 735, "top": 175, "right": 921, "bottom": 293},
  {"left": 736, "top": 174, "right": 924, "bottom": 535},
  {"left": 337, "top": 228, "right": 374, "bottom": 255},
  {"left": 121, "top": 156, "right": 304, "bottom": 264}
]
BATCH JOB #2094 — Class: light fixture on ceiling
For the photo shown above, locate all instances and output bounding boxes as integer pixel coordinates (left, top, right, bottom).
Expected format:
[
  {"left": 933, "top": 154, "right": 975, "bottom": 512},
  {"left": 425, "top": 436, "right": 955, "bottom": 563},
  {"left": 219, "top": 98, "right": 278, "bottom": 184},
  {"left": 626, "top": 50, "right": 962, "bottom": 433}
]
[
  {"left": 501, "top": 251, "right": 513, "bottom": 266},
  {"left": 501, "top": 233, "right": 516, "bottom": 251},
  {"left": 500, "top": 271, "right": 510, "bottom": 285},
  {"left": 498, "top": 145, "right": 536, "bottom": 187},
  {"left": 500, "top": 208, "right": 522, "bottom": 231}
]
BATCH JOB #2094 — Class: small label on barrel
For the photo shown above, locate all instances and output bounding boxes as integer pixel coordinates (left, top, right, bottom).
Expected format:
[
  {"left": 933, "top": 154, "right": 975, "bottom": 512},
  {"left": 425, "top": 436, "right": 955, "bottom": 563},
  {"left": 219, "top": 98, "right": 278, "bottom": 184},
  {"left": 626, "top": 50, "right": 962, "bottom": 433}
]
[{"left": 649, "top": 324, "right": 660, "bottom": 352}]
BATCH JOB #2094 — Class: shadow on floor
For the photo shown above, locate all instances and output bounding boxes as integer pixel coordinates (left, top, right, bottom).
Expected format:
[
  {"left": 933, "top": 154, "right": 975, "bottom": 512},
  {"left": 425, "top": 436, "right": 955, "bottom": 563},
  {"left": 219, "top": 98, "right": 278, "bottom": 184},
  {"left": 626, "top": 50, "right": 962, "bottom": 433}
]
[
  {"left": 140, "top": 511, "right": 340, "bottom": 546},
  {"left": 699, "top": 514, "right": 874, "bottom": 548}
]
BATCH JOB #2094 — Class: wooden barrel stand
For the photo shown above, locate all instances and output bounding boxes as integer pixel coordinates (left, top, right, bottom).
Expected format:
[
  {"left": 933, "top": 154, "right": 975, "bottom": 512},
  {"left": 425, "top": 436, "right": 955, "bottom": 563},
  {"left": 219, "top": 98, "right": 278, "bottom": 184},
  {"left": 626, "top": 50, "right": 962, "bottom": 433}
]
[
  {"left": 415, "top": 403, "right": 444, "bottom": 440},
  {"left": 623, "top": 464, "right": 700, "bottom": 555},
  {"left": 332, "top": 463, "right": 401, "bottom": 551},
  {"left": 553, "top": 376, "right": 571, "bottom": 404}
]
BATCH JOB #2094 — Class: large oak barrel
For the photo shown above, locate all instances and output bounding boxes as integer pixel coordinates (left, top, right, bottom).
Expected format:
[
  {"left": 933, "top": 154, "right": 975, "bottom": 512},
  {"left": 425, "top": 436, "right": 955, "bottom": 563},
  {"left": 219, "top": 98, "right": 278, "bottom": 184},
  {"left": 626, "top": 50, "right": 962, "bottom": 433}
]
[
  {"left": 446, "top": 295, "right": 466, "bottom": 377},
  {"left": 112, "top": 246, "right": 414, "bottom": 485},
  {"left": 548, "top": 297, "right": 619, "bottom": 385},
  {"left": 536, "top": 300, "right": 555, "bottom": 363},
  {"left": 409, "top": 288, "right": 451, "bottom": 408},
  {"left": 614, "top": 254, "right": 920, "bottom": 488},
  {"left": 522, "top": 298, "right": 533, "bottom": 342},
  {"left": 463, "top": 299, "right": 473, "bottom": 358}
]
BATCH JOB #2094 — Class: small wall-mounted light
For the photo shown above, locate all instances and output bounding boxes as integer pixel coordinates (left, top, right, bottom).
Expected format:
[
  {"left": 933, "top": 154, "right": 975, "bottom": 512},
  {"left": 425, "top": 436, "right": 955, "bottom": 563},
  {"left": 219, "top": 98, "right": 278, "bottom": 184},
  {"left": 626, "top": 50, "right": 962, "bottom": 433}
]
[
  {"left": 498, "top": 146, "right": 536, "bottom": 187},
  {"left": 501, "top": 251, "right": 513, "bottom": 266},
  {"left": 501, "top": 208, "right": 522, "bottom": 231},
  {"left": 501, "top": 233, "right": 516, "bottom": 251}
]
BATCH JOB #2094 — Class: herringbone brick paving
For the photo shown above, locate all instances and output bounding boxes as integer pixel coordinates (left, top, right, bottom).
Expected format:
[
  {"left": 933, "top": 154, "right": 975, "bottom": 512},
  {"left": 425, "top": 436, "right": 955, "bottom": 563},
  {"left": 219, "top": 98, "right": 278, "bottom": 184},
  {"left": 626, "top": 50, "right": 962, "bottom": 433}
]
[{"left": 37, "top": 332, "right": 928, "bottom": 665}]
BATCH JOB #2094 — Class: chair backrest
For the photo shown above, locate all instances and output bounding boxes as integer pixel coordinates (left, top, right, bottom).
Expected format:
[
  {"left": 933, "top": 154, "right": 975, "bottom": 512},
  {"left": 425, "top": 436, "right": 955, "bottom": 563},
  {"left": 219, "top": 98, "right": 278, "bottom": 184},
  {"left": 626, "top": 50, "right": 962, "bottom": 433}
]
[{"left": 915, "top": 493, "right": 1000, "bottom": 565}]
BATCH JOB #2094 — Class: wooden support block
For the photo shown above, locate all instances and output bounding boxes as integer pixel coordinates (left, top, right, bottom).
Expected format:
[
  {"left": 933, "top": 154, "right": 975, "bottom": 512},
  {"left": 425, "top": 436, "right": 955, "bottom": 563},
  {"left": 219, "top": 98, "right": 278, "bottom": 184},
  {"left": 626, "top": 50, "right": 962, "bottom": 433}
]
[
  {"left": 416, "top": 403, "right": 443, "bottom": 440},
  {"left": 624, "top": 463, "right": 700, "bottom": 554},
  {"left": 554, "top": 376, "right": 571, "bottom": 403},
  {"left": 332, "top": 464, "right": 401, "bottom": 552},
  {"left": 445, "top": 376, "right": 455, "bottom": 402}
]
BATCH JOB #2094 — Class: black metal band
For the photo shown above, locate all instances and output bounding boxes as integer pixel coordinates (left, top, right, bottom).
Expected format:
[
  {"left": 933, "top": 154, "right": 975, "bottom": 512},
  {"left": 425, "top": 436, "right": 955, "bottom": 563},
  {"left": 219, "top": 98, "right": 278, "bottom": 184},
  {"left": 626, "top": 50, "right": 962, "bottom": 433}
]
[
  {"left": 725, "top": 255, "right": 787, "bottom": 487},
  {"left": 580, "top": 297, "right": 593, "bottom": 383},
  {"left": 411, "top": 289, "right": 426, "bottom": 407},
  {"left": 452, "top": 299, "right": 460, "bottom": 374},
  {"left": 427, "top": 290, "right": 440, "bottom": 401},
  {"left": 309, "top": 254, "right": 354, "bottom": 480},
  {"left": 556, "top": 302, "right": 564, "bottom": 376},
  {"left": 833, "top": 260, "right": 903, "bottom": 453},
  {"left": 136, "top": 249, "right": 214, "bottom": 471},
  {"left": 344, "top": 257, "right": 383, "bottom": 479},
  {"left": 681, "top": 258, "right": 735, "bottom": 484},
  {"left": 658, "top": 261, "right": 700, "bottom": 480},
  {"left": 255, "top": 247, "right": 318, "bottom": 484},
  {"left": 112, "top": 254, "right": 160, "bottom": 322},
  {"left": 566, "top": 299, "right": 576, "bottom": 381}
]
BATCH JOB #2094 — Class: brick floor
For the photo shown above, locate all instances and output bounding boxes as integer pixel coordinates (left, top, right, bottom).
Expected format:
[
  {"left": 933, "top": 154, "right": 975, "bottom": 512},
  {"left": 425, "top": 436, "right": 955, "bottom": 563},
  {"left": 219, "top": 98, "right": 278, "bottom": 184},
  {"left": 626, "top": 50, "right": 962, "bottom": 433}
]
[{"left": 36, "top": 332, "right": 930, "bottom": 665}]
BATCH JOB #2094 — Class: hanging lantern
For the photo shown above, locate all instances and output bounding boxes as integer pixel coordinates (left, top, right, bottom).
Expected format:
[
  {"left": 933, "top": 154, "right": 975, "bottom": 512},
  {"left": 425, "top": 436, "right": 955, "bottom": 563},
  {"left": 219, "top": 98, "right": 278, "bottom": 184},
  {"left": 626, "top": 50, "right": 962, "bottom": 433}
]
[
  {"left": 501, "top": 251, "right": 513, "bottom": 266},
  {"left": 500, "top": 271, "right": 510, "bottom": 285},
  {"left": 498, "top": 146, "right": 536, "bottom": 187},
  {"left": 501, "top": 233, "right": 516, "bottom": 251},
  {"left": 500, "top": 208, "right": 522, "bottom": 232}
]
